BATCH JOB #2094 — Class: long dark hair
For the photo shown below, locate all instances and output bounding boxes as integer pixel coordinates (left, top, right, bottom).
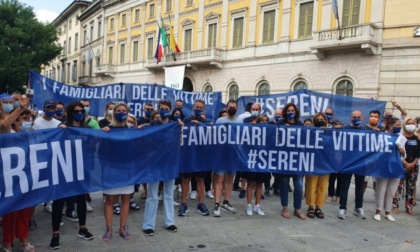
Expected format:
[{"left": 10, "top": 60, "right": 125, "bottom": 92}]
[{"left": 65, "top": 101, "right": 87, "bottom": 127}]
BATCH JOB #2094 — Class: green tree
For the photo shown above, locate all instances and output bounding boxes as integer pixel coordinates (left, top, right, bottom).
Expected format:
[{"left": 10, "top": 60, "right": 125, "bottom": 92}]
[{"left": 0, "top": 0, "right": 61, "bottom": 93}]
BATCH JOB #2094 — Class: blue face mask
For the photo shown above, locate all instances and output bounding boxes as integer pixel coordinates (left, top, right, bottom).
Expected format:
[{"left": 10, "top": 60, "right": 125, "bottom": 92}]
[
  {"left": 194, "top": 109, "right": 203, "bottom": 117},
  {"left": 84, "top": 107, "right": 90, "bottom": 115},
  {"left": 72, "top": 113, "right": 84, "bottom": 122},
  {"left": 251, "top": 111, "right": 259, "bottom": 117},
  {"left": 115, "top": 112, "right": 127, "bottom": 122},
  {"left": 351, "top": 119, "right": 362, "bottom": 126},
  {"left": 19, "top": 121, "right": 32, "bottom": 131},
  {"left": 145, "top": 110, "right": 152, "bottom": 117},
  {"left": 43, "top": 109, "right": 55, "bottom": 118},
  {"left": 14, "top": 101, "right": 20, "bottom": 107},
  {"left": 3, "top": 104, "right": 13, "bottom": 113},
  {"left": 326, "top": 113, "right": 333, "bottom": 120},
  {"left": 55, "top": 109, "right": 64, "bottom": 117},
  {"left": 274, "top": 116, "right": 281, "bottom": 122},
  {"left": 160, "top": 109, "right": 170, "bottom": 119},
  {"left": 173, "top": 115, "right": 181, "bottom": 121},
  {"left": 286, "top": 112, "right": 295, "bottom": 119},
  {"left": 393, "top": 127, "right": 401, "bottom": 134}
]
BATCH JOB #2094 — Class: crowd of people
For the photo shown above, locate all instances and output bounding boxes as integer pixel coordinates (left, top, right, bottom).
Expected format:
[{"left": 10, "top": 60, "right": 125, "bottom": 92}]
[{"left": 0, "top": 92, "right": 417, "bottom": 251}]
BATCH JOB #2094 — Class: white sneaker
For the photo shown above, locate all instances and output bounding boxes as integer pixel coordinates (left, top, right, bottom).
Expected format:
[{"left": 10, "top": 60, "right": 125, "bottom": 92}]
[
  {"left": 173, "top": 201, "right": 180, "bottom": 207},
  {"left": 246, "top": 204, "right": 253, "bottom": 216},
  {"left": 373, "top": 214, "right": 381, "bottom": 221},
  {"left": 253, "top": 205, "right": 265, "bottom": 216},
  {"left": 338, "top": 209, "right": 346, "bottom": 220},
  {"left": 86, "top": 202, "right": 93, "bottom": 212},
  {"left": 207, "top": 191, "right": 214, "bottom": 199},
  {"left": 43, "top": 203, "right": 52, "bottom": 213},
  {"left": 190, "top": 191, "right": 197, "bottom": 200},
  {"left": 385, "top": 214, "right": 395, "bottom": 222}
]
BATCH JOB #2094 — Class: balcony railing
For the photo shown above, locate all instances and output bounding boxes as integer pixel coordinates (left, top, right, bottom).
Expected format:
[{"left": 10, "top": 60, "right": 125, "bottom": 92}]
[{"left": 94, "top": 64, "right": 114, "bottom": 75}]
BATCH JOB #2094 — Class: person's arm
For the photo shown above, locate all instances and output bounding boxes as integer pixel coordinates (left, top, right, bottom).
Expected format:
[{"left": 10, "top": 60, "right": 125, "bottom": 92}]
[
  {"left": 0, "top": 97, "right": 29, "bottom": 132},
  {"left": 392, "top": 101, "right": 407, "bottom": 119}
]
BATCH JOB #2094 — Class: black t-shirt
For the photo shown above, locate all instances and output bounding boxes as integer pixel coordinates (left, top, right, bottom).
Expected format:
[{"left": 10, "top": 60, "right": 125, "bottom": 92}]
[
  {"left": 137, "top": 117, "right": 151, "bottom": 125},
  {"left": 405, "top": 135, "right": 420, "bottom": 163},
  {"left": 99, "top": 118, "right": 111, "bottom": 128}
]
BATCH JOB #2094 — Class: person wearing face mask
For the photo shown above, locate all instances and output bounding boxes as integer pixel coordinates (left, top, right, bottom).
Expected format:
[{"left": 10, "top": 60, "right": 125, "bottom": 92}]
[
  {"left": 171, "top": 107, "right": 185, "bottom": 122},
  {"left": 305, "top": 113, "right": 329, "bottom": 219},
  {"left": 80, "top": 99, "right": 100, "bottom": 129},
  {"left": 178, "top": 100, "right": 211, "bottom": 217},
  {"left": 32, "top": 100, "right": 61, "bottom": 129},
  {"left": 53, "top": 101, "right": 67, "bottom": 123},
  {"left": 99, "top": 102, "right": 115, "bottom": 128},
  {"left": 392, "top": 118, "right": 419, "bottom": 217},
  {"left": 12, "top": 91, "right": 22, "bottom": 108},
  {"left": 102, "top": 102, "right": 134, "bottom": 241},
  {"left": 277, "top": 103, "right": 306, "bottom": 220},
  {"left": 49, "top": 101, "right": 94, "bottom": 250},
  {"left": 212, "top": 100, "right": 242, "bottom": 217},
  {"left": 337, "top": 110, "right": 366, "bottom": 220},
  {"left": 142, "top": 99, "right": 183, "bottom": 236},
  {"left": 0, "top": 94, "right": 15, "bottom": 116},
  {"left": 325, "top": 107, "right": 343, "bottom": 129},
  {"left": 137, "top": 103, "right": 154, "bottom": 127}
]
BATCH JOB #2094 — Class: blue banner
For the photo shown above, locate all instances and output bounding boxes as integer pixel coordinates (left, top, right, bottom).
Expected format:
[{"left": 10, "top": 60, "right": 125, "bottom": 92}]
[
  {"left": 180, "top": 123, "right": 404, "bottom": 178},
  {"left": 30, "top": 71, "right": 223, "bottom": 121},
  {"left": 237, "top": 90, "right": 387, "bottom": 126},
  {"left": 0, "top": 123, "right": 180, "bottom": 216}
]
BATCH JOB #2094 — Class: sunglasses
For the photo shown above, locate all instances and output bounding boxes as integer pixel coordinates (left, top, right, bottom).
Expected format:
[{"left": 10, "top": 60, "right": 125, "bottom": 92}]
[{"left": 72, "top": 110, "right": 85, "bottom": 114}]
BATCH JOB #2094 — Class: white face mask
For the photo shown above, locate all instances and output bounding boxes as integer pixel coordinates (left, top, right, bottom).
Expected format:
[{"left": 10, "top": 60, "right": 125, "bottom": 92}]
[
  {"left": 108, "top": 110, "right": 113, "bottom": 116},
  {"left": 405, "top": 125, "right": 416, "bottom": 133}
]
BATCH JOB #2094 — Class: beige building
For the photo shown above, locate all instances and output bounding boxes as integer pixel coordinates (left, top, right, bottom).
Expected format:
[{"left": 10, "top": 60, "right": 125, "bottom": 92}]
[{"left": 42, "top": 0, "right": 419, "bottom": 115}]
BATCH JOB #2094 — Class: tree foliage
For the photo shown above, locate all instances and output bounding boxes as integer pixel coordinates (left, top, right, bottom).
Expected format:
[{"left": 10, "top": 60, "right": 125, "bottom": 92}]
[{"left": 0, "top": 0, "right": 61, "bottom": 93}]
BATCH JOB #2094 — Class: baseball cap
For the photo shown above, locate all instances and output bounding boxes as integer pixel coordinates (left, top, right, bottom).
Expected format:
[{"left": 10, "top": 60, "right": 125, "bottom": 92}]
[{"left": 44, "top": 100, "right": 57, "bottom": 107}]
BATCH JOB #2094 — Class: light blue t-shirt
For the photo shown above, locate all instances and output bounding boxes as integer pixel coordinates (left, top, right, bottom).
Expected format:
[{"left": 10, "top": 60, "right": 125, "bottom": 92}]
[{"left": 216, "top": 116, "right": 243, "bottom": 124}]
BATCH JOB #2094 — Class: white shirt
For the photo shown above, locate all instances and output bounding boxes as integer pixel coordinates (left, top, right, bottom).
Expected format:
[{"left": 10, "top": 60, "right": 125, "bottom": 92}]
[{"left": 32, "top": 116, "right": 61, "bottom": 130}]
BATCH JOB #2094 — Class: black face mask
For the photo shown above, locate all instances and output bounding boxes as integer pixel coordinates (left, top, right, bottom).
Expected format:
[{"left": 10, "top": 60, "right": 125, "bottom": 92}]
[
  {"left": 227, "top": 108, "right": 237, "bottom": 116},
  {"left": 313, "top": 120, "right": 325, "bottom": 127}
]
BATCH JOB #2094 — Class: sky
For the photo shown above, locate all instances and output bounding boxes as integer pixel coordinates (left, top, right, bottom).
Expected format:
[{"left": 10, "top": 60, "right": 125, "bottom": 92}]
[{"left": 18, "top": 0, "right": 77, "bottom": 23}]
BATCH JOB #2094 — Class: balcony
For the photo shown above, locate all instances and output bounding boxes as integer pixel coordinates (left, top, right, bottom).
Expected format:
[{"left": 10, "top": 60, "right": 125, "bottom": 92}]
[
  {"left": 94, "top": 64, "right": 115, "bottom": 76},
  {"left": 310, "top": 23, "right": 382, "bottom": 59},
  {"left": 145, "top": 48, "right": 224, "bottom": 70},
  {"left": 78, "top": 76, "right": 100, "bottom": 85}
]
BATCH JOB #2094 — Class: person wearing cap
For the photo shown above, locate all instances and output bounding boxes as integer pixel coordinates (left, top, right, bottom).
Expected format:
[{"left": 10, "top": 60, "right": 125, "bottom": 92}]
[
  {"left": 32, "top": 100, "right": 61, "bottom": 130},
  {"left": 0, "top": 94, "right": 15, "bottom": 116}
]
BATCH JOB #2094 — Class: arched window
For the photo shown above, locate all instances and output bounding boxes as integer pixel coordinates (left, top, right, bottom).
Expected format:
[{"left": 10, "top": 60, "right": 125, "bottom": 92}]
[
  {"left": 336, "top": 79, "right": 353, "bottom": 96},
  {"left": 182, "top": 77, "right": 193, "bottom": 92},
  {"left": 228, "top": 83, "right": 239, "bottom": 100},
  {"left": 257, "top": 82, "right": 270, "bottom": 95},
  {"left": 293, "top": 80, "right": 308, "bottom": 90},
  {"left": 203, "top": 84, "right": 213, "bottom": 93}
]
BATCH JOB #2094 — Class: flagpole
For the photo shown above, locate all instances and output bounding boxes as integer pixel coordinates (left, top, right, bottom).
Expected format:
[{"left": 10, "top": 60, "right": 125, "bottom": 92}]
[{"left": 167, "top": 15, "right": 177, "bottom": 61}]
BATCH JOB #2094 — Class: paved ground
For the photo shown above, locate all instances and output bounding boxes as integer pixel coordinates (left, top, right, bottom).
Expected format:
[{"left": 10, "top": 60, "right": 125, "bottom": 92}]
[{"left": 3, "top": 179, "right": 420, "bottom": 252}]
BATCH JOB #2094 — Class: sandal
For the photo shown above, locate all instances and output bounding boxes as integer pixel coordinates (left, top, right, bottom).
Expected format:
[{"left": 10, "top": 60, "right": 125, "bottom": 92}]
[
  {"left": 307, "top": 207, "right": 315, "bottom": 218},
  {"left": 406, "top": 208, "right": 416, "bottom": 216},
  {"left": 281, "top": 208, "right": 290, "bottom": 219},
  {"left": 392, "top": 207, "right": 399, "bottom": 214},
  {"left": 102, "top": 226, "right": 112, "bottom": 242},
  {"left": 21, "top": 242, "right": 35, "bottom": 252},
  {"left": 130, "top": 201, "right": 140, "bottom": 210},
  {"left": 314, "top": 208, "right": 324, "bottom": 219},
  {"left": 294, "top": 210, "right": 307, "bottom": 220},
  {"left": 119, "top": 225, "right": 132, "bottom": 240},
  {"left": 326, "top": 197, "right": 332, "bottom": 203},
  {"left": 140, "top": 192, "right": 147, "bottom": 199},
  {"left": 113, "top": 204, "right": 121, "bottom": 215}
]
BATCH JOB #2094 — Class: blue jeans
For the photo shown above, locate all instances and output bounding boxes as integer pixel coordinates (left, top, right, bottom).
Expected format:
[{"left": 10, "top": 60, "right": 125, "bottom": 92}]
[
  {"left": 279, "top": 175, "right": 304, "bottom": 209},
  {"left": 142, "top": 179, "right": 175, "bottom": 230}
]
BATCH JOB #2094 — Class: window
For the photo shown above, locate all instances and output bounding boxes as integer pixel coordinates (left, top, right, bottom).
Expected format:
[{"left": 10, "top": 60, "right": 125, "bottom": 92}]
[
  {"left": 63, "top": 41, "right": 67, "bottom": 55},
  {"left": 298, "top": 2, "right": 314, "bottom": 38},
  {"left": 75, "top": 33, "right": 78, "bottom": 50},
  {"left": 108, "top": 46, "right": 113, "bottom": 64},
  {"left": 262, "top": 10, "right": 275, "bottom": 43},
  {"left": 83, "top": 30, "right": 87, "bottom": 45},
  {"left": 203, "top": 84, "right": 213, "bottom": 93},
  {"left": 232, "top": 17, "right": 244, "bottom": 48},
  {"left": 89, "top": 59, "right": 93, "bottom": 76},
  {"left": 134, "top": 9, "right": 140, "bottom": 22},
  {"left": 69, "top": 20, "right": 72, "bottom": 29},
  {"left": 110, "top": 18, "right": 114, "bottom": 30},
  {"left": 166, "top": 0, "right": 172, "bottom": 12},
  {"left": 61, "top": 66, "right": 65, "bottom": 82},
  {"left": 149, "top": 4, "right": 155, "bottom": 18},
  {"left": 184, "top": 29, "right": 192, "bottom": 52},
  {"left": 293, "top": 81, "right": 308, "bottom": 90},
  {"left": 120, "top": 43, "right": 126, "bottom": 64},
  {"left": 257, "top": 82, "right": 270, "bottom": 95},
  {"left": 133, "top": 41, "right": 139, "bottom": 62},
  {"left": 207, "top": 23, "right": 217, "bottom": 48},
  {"left": 336, "top": 80, "right": 353, "bottom": 96},
  {"left": 66, "top": 63, "right": 70, "bottom": 83},
  {"left": 82, "top": 60, "right": 86, "bottom": 76},
  {"left": 98, "top": 21, "right": 102, "bottom": 37},
  {"left": 122, "top": 14, "right": 126, "bottom": 27},
  {"left": 342, "top": 0, "right": 360, "bottom": 27},
  {"left": 68, "top": 37, "right": 71, "bottom": 54},
  {"left": 186, "top": 0, "right": 193, "bottom": 6},
  {"left": 228, "top": 84, "right": 239, "bottom": 100},
  {"left": 72, "top": 61, "right": 77, "bottom": 82},
  {"left": 147, "top": 37, "right": 154, "bottom": 58},
  {"left": 90, "top": 25, "right": 94, "bottom": 41}
]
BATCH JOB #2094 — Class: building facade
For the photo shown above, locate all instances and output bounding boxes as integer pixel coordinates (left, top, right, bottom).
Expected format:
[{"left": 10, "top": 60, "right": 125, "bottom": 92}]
[{"left": 42, "top": 0, "right": 419, "bottom": 115}]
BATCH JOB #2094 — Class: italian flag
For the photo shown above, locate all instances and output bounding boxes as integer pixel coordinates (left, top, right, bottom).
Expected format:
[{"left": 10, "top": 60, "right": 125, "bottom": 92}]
[{"left": 155, "top": 25, "right": 169, "bottom": 63}]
